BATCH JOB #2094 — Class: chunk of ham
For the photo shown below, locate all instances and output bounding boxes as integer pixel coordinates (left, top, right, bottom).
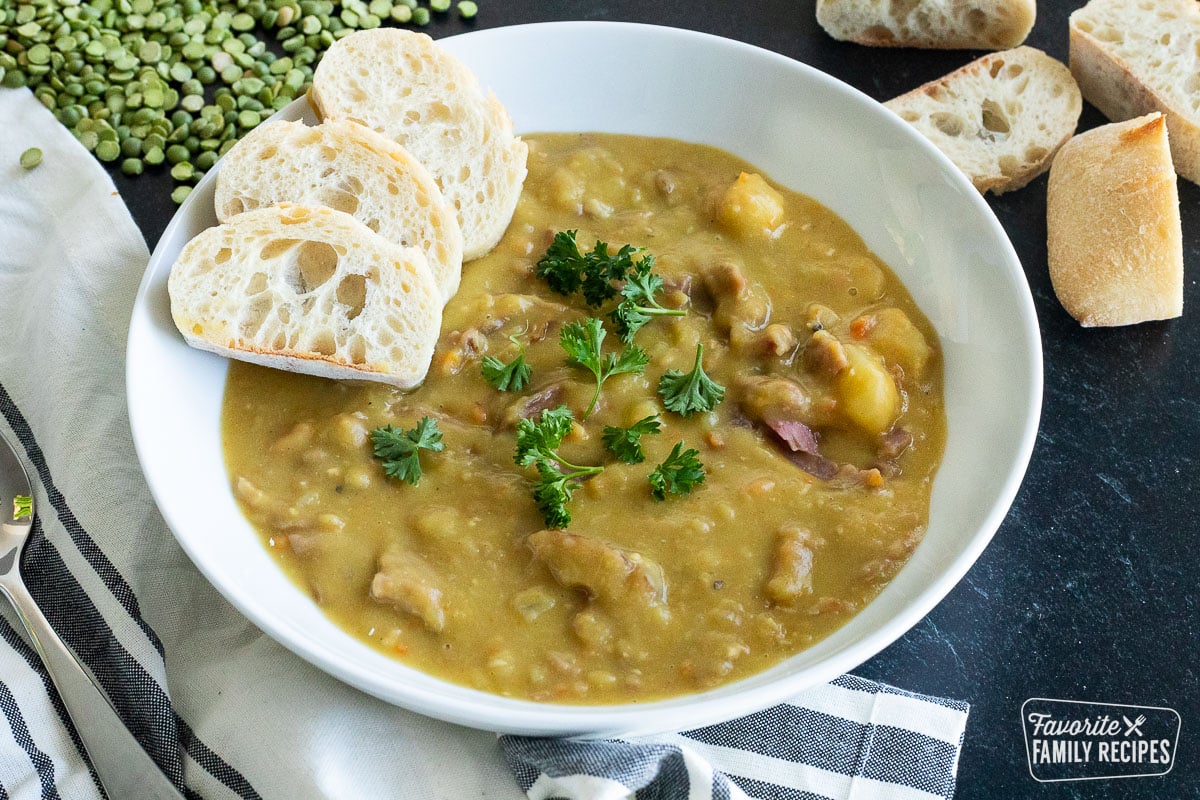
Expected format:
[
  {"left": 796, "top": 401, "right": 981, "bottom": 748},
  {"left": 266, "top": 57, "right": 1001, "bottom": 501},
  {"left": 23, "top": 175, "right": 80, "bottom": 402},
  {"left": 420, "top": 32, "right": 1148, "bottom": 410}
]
[
  {"left": 764, "top": 526, "right": 815, "bottom": 605},
  {"left": 370, "top": 546, "right": 447, "bottom": 633},
  {"left": 527, "top": 530, "right": 667, "bottom": 610},
  {"left": 702, "top": 261, "right": 771, "bottom": 347}
]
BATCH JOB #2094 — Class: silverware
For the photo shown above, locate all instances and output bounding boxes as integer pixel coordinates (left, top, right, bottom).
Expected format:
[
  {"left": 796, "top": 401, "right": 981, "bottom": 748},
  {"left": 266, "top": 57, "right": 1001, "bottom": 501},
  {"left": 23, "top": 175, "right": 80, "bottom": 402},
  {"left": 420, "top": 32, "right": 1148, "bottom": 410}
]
[{"left": 0, "top": 431, "right": 186, "bottom": 800}]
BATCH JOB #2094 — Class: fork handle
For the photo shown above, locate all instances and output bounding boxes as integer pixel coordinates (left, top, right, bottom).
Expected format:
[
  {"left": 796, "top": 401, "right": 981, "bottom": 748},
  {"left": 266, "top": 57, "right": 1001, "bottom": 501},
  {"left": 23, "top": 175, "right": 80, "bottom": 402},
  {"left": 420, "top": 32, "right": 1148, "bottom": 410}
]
[{"left": 0, "top": 580, "right": 187, "bottom": 800}]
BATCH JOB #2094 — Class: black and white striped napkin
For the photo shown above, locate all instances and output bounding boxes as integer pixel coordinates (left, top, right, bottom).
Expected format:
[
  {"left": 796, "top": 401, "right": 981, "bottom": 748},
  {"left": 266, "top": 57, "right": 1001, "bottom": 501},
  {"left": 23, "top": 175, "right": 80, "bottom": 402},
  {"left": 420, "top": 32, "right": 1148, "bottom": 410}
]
[
  {"left": 502, "top": 674, "right": 968, "bottom": 800},
  {"left": 0, "top": 86, "right": 968, "bottom": 800}
]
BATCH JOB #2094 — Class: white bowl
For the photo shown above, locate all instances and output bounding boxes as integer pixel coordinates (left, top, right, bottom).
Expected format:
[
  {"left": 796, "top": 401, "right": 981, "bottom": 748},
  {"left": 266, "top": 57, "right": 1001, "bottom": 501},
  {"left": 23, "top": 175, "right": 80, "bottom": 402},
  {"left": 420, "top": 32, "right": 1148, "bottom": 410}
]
[{"left": 127, "top": 21, "right": 1041, "bottom": 736}]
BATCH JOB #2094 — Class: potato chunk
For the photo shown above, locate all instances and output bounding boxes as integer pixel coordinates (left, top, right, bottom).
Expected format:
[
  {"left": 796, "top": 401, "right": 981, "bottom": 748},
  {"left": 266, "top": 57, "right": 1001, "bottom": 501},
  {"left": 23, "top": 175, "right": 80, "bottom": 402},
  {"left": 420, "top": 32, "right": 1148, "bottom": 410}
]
[
  {"left": 716, "top": 172, "right": 785, "bottom": 237},
  {"left": 835, "top": 344, "right": 900, "bottom": 435},
  {"left": 854, "top": 308, "right": 932, "bottom": 381}
]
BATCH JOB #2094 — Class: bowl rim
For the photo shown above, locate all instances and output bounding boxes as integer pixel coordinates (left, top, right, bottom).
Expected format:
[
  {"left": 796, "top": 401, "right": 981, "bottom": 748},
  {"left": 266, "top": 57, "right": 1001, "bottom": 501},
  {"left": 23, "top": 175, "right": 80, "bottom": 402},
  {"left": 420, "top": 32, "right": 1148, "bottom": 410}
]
[{"left": 128, "top": 20, "right": 1043, "bottom": 735}]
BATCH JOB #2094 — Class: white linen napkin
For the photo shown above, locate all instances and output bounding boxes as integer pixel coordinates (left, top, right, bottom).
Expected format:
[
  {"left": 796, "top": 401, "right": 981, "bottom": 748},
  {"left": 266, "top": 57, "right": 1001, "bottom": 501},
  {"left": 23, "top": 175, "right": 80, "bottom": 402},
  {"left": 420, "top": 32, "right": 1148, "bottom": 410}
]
[{"left": 0, "top": 86, "right": 968, "bottom": 800}]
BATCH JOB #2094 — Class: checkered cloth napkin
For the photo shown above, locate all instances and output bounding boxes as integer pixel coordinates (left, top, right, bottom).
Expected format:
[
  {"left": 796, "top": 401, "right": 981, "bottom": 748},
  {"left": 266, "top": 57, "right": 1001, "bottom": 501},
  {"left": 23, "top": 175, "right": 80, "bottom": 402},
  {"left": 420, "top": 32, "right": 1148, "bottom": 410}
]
[{"left": 0, "top": 86, "right": 968, "bottom": 800}]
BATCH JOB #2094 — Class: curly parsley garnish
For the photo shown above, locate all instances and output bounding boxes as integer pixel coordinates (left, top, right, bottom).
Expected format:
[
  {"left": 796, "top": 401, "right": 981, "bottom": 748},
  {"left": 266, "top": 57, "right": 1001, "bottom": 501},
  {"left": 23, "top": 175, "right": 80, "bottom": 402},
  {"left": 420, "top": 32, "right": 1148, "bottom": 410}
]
[
  {"left": 602, "top": 415, "right": 662, "bottom": 464},
  {"left": 657, "top": 343, "right": 725, "bottom": 416},
  {"left": 515, "top": 405, "right": 603, "bottom": 529},
  {"left": 561, "top": 317, "right": 649, "bottom": 419},
  {"left": 481, "top": 334, "right": 532, "bottom": 392},
  {"left": 536, "top": 230, "right": 643, "bottom": 307},
  {"left": 648, "top": 441, "right": 706, "bottom": 500},
  {"left": 370, "top": 417, "right": 445, "bottom": 486},
  {"left": 12, "top": 494, "right": 32, "bottom": 521},
  {"left": 609, "top": 256, "right": 687, "bottom": 343}
]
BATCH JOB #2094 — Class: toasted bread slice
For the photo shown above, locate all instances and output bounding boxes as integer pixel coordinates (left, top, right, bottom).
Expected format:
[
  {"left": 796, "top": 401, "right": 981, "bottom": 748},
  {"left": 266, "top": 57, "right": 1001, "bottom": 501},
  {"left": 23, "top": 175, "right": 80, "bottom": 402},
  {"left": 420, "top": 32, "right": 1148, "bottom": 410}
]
[
  {"left": 1047, "top": 113, "right": 1183, "bottom": 327},
  {"left": 1069, "top": 0, "right": 1200, "bottom": 184},
  {"left": 310, "top": 29, "right": 527, "bottom": 261},
  {"left": 816, "top": 0, "right": 1035, "bottom": 50},
  {"left": 214, "top": 119, "right": 463, "bottom": 303},
  {"left": 168, "top": 204, "right": 443, "bottom": 388},
  {"left": 886, "top": 47, "right": 1082, "bottom": 194}
]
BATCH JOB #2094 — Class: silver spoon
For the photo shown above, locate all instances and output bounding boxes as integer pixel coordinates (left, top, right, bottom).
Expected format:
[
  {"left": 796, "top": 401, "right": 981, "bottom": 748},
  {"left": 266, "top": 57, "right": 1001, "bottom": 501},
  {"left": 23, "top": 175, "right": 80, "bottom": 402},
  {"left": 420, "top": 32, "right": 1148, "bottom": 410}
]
[{"left": 0, "top": 431, "right": 186, "bottom": 800}]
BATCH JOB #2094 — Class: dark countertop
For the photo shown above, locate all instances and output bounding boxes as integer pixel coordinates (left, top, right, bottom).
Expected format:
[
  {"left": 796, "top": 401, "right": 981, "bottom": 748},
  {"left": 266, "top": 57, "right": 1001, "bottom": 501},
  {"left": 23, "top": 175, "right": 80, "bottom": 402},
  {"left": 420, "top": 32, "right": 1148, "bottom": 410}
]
[{"left": 109, "top": 2, "right": 1199, "bottom": 797}]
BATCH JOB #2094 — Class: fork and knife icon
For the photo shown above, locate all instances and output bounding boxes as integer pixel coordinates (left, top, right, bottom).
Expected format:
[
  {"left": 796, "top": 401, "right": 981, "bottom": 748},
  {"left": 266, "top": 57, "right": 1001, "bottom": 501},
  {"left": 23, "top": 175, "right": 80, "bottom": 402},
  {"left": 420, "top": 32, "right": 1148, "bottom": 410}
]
[{"left": 1122, "top": 714, "right": 1147, "bottom": 737}]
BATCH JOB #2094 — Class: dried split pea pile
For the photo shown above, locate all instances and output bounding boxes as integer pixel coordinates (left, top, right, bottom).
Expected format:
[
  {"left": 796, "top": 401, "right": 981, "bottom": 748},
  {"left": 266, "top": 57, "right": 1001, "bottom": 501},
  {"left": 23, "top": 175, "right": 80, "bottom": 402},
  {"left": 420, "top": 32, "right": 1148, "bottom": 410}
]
[{"left": 1, "top": 0, "right": 479, "bottom": 200}]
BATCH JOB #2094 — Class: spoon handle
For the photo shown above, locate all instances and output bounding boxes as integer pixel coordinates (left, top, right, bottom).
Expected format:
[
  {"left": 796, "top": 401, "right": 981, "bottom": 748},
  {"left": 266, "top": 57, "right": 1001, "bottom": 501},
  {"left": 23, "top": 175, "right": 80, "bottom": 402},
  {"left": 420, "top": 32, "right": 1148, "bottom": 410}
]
[{"left": 0, "top": 580, "right": 187, "bottom": 800}]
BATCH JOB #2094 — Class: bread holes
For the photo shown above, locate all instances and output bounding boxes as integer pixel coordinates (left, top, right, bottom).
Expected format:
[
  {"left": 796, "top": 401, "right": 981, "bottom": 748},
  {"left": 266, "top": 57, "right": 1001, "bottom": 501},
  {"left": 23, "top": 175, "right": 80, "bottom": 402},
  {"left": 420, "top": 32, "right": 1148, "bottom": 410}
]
[
  {"left": 931, "top": 112, "right": 965, "bottom": 137},
  {"left": 311, "top": 331, "right": 337, "bottom": 356},
  {"left": 281, "top": 208, "right": 311, "bottom": 225},
  {"left": 1024, "top": 145, "right": 1048, "bottom": 163},
  {"left": 319, "top": 189, "right": 359, "bottom": 215},
  {"left": 429, "top": 102, "right": 453, "bottom": 123},
  {"left": 240, "top": 294, "right": 274, "bottom": 338},
  {"left": 336, "top": 274, "right": 367, "bottom": 320},
  {"left": 980, "top": 99, "right": 1011, "bottom": 139},
  {"left": 215, "top": 247, "right": 233, "bottom": 265},
  {"left": 405, "top": 110, "right": 421, "bottom": 124},
  {"left": 989, "top": 58, "right": 1006, "bottom": 79},
  {"left": 318, "top": 146, "right": 338, "bottom": 162},
  {"left": 966, "top": 8, "right": 987, "bottom": 33},
  {"left": 261, "top": 238, "right": 300, "bottom": 260},
  {"left": 998, "top": 155, "right": 1020, "bottom": 177},
  {"left": 259, "top": 146, "right": 278, "bottom": 161},
  {"left": 246, "top": 271, "right": 268, "bottom": 294},
  {"left": 295, "top": 241, "right": 340, "bottom": 292},
  {"left": 1161, "top": 33, "right": 1172, "bottom": 46},
  {"left": 364, "top": 218, "right": 381, "bottom": 233},
  {"left": 347, "top": 336, "right": 367, "bottom": 365},
  {"left": 226, "top": 198, "right": 248, "bottom": 216},
  {"left": 458, "top": 165, "right": 471, "bottom": 182},
  {"left": 387, "top": 182, "right": 400, "bottom": 196},
  {"left": 295, "top": 129, "right": 322, "bottom": 147},
  {"left": 888, "top": 0, "right": 920, "bottom": 18}
]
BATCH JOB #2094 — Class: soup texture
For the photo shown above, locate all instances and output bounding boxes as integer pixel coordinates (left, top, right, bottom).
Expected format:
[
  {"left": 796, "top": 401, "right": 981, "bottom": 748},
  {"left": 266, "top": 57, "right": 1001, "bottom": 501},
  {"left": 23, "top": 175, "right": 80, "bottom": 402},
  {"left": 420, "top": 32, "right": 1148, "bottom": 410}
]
[{"left": 222, "top": 133, "right": 946, "bottom": 703}]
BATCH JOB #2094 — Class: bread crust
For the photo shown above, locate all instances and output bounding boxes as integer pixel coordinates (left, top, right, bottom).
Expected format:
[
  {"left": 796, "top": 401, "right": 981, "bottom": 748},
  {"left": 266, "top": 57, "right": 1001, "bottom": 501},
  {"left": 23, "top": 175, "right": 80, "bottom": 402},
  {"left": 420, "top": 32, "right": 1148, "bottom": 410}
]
[
  {"left": 1047, "top": 114, "right": 1183, "bottom": 327},
  {"left": 1069, "top": 7, "right": 1200, "bottom": 185}
]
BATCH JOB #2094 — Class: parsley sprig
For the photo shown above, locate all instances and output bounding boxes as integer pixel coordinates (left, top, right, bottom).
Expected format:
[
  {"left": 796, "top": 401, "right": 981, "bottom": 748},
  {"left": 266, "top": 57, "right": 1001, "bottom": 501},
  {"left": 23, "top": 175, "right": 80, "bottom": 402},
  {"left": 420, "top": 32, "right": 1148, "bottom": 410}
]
[
  {"left": 515, "top": 405, "right": 604, "bottom": 529},
  {"left": 602, "top": 415, "right": 662, "bottom": 464},
  {"left": 648, "top": 441, "right": 706, "bottom": 500},
  {"left": 536, "top": 230, "right": 643, "bottom": 307},
  {"left": 370, "top": 417, "right": 445, "bottom": 486},
  {"left": 481, "top": 334, "right": 532, "bottom": 392},
  {"left": 610, "top": 257, "right": 687, "bottom": 343},
  {"left": 561, "top": 317, "right": 649, "bottom": 419},
  {"left": 12, "top": 494, "right": 32, "bottom": 521},
  {"left": 658, "top": 343, "right": 726, "bottom": 416}
]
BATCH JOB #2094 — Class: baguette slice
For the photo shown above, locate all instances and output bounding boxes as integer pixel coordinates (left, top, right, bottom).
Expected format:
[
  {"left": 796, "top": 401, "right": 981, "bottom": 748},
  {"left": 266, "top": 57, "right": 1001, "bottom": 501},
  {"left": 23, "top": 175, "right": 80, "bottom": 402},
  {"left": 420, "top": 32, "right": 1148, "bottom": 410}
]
[
  {"left": 310, "top": 29, "right": 527, "bottom": 262},
  {"left": 1069, "top": 0, "right": 1200, "bottom": 184},
  {"left": 1047, "top": 113, "right": 1183, "bottom": 327},
  {"left": 886, "top": 47, "right": 1082, "bottom": 194},
  {"left": 816, "top": 0, "right": 1035, "bottom": 50},
  {"left": 168, "top": 204, "right": 443, "bottom": 388},
  {"left": 215, "top": 119, "right": 464, "bottom": 303}
]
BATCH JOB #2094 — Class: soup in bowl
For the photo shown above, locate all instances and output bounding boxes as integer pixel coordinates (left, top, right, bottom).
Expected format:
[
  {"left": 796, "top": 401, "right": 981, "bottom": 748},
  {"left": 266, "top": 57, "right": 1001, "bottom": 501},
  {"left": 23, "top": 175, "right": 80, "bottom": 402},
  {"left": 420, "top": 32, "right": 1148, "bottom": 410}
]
[{"left": 128, "top": 22, "right": 1040, "bottom": 736}]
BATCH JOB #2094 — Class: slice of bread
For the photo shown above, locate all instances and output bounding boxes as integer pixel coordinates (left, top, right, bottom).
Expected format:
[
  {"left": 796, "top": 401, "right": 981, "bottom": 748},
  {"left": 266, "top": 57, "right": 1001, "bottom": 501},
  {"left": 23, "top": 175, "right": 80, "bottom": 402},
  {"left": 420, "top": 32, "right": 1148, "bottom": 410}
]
[
  {"left": 886, "top": 47, "right": 1082, "bottom": 194},
  {"left": 1069, "top": 0, "right": 1200, "bottom": 184},
  {"left": 168, "top": 204, "right": 443, "bottom": 388},
  {"left": 816, "top": 0, "right": 1035, "bottom": 50},
  {"left": 310, "top": 29, "right": 528, "bottom": 262},
  {"left": 214, "top": 119, "right": 464, "bottom": 303},
  {"left": 1047, "top": 113, "right": 1183, "bottom": 327}
]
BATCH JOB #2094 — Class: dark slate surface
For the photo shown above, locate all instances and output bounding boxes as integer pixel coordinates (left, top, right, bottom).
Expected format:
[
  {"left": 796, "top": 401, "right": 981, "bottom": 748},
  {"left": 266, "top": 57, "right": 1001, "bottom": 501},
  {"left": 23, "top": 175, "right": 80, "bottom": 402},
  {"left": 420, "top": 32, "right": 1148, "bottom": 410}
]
[{"left": 109, "top": 2, "right": 1199, "bottom": 797}]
